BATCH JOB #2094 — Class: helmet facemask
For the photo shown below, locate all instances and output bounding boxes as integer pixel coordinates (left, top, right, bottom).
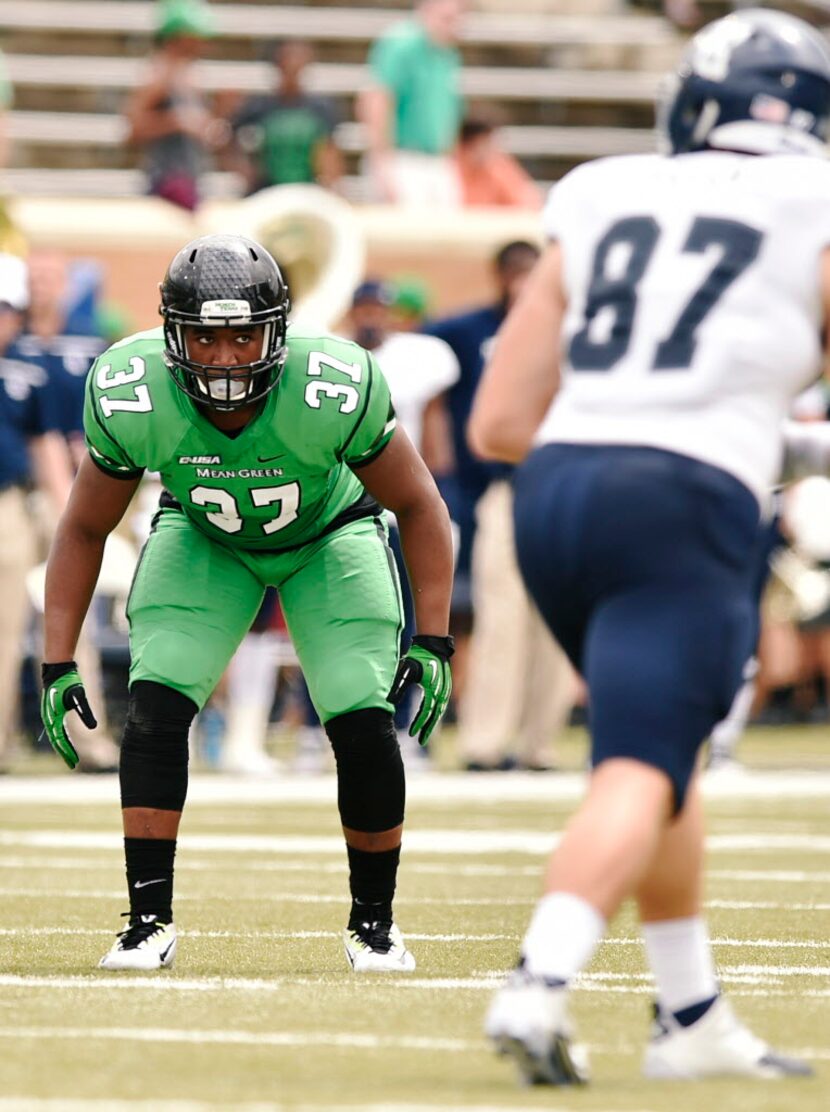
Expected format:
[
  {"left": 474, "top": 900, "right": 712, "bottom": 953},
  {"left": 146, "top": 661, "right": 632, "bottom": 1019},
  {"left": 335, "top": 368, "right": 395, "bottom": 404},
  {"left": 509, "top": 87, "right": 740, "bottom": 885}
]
[
  {"left": 163, "top": 302, "right": 287, "bottom": 412},
  {"left": 159, "top": 234, "right": 290, "bottom": 412}
]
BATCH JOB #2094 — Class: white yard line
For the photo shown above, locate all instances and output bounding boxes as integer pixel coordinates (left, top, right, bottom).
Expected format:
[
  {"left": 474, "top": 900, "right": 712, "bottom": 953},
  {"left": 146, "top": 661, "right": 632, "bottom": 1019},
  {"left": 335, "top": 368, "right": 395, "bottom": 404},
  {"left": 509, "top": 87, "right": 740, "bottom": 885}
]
[
  {"left": 4, "top": 885, "right": 830, "bottom": 914},
  {"left": 706, "top": 899, "right": 830, "bottom": 910},
  {"left": 0, "top": 1024, "right": 827, "bottom": 1084},
  {"left": 0, "top": 1105, "right": 665, "bottom": 1112},
  {"left": 2, "top": 871, "right": 828, "bottom": 911},
  {"left": 3, "top": 928, "right": 830, "bottom": 956},
  {"left": 3, "top": 829, "right": 830, "bottom": 855},
  {"left": 5, "top": 856, "right": 830, "bottom": 887},
  {"left": 0, "top": 927, "right": 513, "bottom": 942},
  {"left": 0, "top": 1101, "right": 678, "bottom": 1112},
  {"left": 0, "top": 1024, "right": 478, "bottom": 1051},
  {"left": 709, "top": 868, "right": 830, "bottom": 882},
  {"left": 0, "top": 1104, "right": 280, "bottom": 1112},
  {"left": 0, "top": 1103, "right": 668, "bottom": 1112},
  {"left": 0, "top": 856, "right": 543, "bottom": 879},
  {"left": 1, "top": 768, "right": 829, "bottom": 805},
  {"left": 607, "top": 936, "right": 830, "bottom": 950},
  {"left": 0, "top": 1105, "right": 656, "bottom": 1112},
  {"left": 1, "top": 964, "right": 828, "bottom": 995},
  {"left": 6, "top": 955, "right": 819, "bottom": 983},
  {"left": 0, "top": 886, "right": 527, "bottom": 906}
]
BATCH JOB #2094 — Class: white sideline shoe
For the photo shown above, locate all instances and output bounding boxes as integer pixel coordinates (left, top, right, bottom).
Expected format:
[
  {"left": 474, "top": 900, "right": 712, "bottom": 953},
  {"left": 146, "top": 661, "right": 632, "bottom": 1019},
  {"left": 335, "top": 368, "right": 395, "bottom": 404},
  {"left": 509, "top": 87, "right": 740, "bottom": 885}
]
[
  {"left": 343, "top": 921, "right": 416, "bottom": 972},
  {"left": 221, "top": 751, "right": 281, "bottom": 777},
  {"left": 485, "top": 965, "right": 588, "bottom": 1086},
  {"left": 99, "top": 915, "right": 177, "bottom": 971},
  {"left": 644, "top": 997, "right": 813, "bottom": 1080}
]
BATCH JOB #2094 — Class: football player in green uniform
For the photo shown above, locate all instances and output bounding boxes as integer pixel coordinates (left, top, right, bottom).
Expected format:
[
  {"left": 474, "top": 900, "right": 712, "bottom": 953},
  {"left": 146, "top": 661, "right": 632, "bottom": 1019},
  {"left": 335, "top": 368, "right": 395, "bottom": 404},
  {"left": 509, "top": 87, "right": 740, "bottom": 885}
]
[{"left": 40, "top": 234, "right": 454, "bottom": 972}]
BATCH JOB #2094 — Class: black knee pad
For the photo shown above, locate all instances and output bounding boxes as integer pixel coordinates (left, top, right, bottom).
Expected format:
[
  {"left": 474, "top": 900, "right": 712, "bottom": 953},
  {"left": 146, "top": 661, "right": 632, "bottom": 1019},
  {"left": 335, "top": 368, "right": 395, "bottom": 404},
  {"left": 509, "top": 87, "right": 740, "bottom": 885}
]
[
  {"left": 325, "top": 708, "right": 404, "bottom": 833},
  {"left": 120, "top": 681, "right": 197, "bottom": 812}
]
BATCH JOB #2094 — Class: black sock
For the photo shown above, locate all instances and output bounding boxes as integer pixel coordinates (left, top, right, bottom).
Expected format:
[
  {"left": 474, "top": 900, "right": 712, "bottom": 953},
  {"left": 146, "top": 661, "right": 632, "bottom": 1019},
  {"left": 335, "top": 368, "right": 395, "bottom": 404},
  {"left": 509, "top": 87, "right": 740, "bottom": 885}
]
[
  {"left": 347, "top": 844, "right": 400, "bottom": 926},
  {"left": 124, "top": 837, "right": 176, "bottom": 922},
  {"left": 673, "top": 994, "right": 718, "bottom": 1028}
]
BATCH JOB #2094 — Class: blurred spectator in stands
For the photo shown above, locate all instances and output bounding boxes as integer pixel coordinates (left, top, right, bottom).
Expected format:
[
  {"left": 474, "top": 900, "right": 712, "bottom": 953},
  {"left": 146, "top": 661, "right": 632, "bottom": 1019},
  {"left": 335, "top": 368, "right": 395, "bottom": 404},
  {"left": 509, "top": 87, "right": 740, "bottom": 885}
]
[
  {"left": 8, "top": 251, "right": 120, "bottom": 770},
  {"left": 349, "top": 279, "right": 458, "bottom": 473},
  {"left": 232, "top": 40, "right": 344, "bottom": 194},
  {"left": 359, "top": 0, "right": 466, "bottom": 206},
  {"left": 124, "top": 0, "right": 228, "bottom": 211},
  {"left": 632, "top": 0, "right": 702, "bottom": 30},
  {"left": 663, "top": 0, "right": 702, "bottom": 29},
  {"left": 14, "top": 252, "right": 107, "bottom": 464},
  {"left": 427, "top": 242, "right": 577, "bottom": 769},
  {"left": 0, "top": 254, "right": 74, "bottom": 770},
  {"left": 0, "top": 46, "right": 11, "bottom": 171},
  {"left": 390, "top": 276, "right": 432, "bottom": 333},
  {"left": 456, "top": 113, "right": 542, "bottom": 209}
]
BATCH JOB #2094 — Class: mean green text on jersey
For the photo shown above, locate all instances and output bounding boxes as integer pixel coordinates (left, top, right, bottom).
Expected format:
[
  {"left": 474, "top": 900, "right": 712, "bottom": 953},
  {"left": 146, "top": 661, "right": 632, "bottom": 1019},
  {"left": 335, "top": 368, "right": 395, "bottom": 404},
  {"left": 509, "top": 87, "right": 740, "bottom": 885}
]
[{"left": 84, "top": 326, "right": 397, "bottom": 551}]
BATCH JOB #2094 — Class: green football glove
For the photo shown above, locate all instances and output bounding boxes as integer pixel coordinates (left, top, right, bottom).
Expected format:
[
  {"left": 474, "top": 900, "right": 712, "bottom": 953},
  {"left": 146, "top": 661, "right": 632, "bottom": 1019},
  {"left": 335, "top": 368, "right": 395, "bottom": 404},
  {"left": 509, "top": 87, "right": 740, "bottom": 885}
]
[
  {"left": 40, "top": 661, "right": 97, "bottom": 770},
  {"left": 388, "top": 634, "right": 454, "bottom": 747}
]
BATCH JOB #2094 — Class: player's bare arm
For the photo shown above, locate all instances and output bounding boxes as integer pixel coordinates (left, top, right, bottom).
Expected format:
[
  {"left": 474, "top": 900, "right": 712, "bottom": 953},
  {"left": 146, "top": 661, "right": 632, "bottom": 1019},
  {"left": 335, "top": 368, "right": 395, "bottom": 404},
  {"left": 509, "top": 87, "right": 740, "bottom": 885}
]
[
  {"left": 468, "top": 242, "right": 565, "bottom": 464},
  {"left": 29, "top": 429, "right": 74, "bottom": 513},
  {"left": 355, "top": 426, "right": 453, "bottom": 636},
  {"left": 44, "top": 455, "right": 141, "bottom": 663}
]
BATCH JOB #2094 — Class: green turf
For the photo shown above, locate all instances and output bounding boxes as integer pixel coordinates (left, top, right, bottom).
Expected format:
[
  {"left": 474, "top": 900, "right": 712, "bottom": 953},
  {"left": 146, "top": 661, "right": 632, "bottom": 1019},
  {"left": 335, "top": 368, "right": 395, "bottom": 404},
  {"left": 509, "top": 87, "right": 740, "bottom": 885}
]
[{"left": 0, "top": 727, "right": 828, "bottom": 1109}]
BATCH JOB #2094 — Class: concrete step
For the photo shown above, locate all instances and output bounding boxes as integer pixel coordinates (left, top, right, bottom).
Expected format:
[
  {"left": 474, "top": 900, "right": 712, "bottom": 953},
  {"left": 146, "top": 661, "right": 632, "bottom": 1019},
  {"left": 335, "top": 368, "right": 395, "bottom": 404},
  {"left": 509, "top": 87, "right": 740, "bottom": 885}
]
[
  {"left": 0, "top": 1, "right": 680, "bottom": 70},
  {"left": 3, "top": 52, "right": 665, "bottom": 102}
]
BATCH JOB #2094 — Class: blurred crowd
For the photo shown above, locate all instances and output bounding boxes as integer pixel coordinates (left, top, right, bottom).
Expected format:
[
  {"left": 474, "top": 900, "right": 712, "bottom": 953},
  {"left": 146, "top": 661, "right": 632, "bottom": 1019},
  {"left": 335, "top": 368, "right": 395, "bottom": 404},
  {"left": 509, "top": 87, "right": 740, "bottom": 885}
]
[{"left": 123, "top": 0, "right": 541, "bottom": 212}]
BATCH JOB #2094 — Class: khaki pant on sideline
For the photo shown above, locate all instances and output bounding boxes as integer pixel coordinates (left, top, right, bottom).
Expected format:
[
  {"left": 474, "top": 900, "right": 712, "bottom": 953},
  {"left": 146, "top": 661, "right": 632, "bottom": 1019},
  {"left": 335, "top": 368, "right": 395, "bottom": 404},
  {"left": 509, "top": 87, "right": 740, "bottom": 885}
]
[
  {"left": 0, "top": 486, "right": 37, "bottom": 760},
  {"left": 458, "top": 480, "right": 577, "bottom": 767}
]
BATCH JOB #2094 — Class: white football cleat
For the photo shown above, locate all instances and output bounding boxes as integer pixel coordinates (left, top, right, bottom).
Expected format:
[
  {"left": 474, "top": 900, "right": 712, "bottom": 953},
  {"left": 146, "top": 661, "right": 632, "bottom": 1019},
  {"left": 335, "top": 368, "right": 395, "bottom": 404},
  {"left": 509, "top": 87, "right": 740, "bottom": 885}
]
[
  {"left": 485, "top": 965, "right": 588, "bottom": 1086},
  {"left": 644, "top": 997, "right": 813, "bottom": 1080},
  {"left": 99, "top": 915, "right": 177, "bottom": 971},
  {"left": 342, "top": 921, "right": 416, "bottom": 972}
]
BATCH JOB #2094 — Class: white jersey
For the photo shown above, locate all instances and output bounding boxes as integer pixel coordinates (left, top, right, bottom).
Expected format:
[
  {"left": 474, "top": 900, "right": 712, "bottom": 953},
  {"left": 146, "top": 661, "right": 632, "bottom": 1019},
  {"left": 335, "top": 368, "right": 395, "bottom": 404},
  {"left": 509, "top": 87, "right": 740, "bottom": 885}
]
[
  {"left": 537, "top": 151, "right": 830, "bottom": 504},
  {"left": 373, "top": 332, "right": 459, "bottom": 453}
]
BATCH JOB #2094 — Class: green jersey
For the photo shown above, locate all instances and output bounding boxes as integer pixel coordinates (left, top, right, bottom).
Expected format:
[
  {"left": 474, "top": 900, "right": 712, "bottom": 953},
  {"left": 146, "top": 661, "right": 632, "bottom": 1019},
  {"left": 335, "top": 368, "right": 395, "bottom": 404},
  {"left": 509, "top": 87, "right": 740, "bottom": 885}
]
[{"left": 84, "top": 326, "right": 396, "bottom": 551}]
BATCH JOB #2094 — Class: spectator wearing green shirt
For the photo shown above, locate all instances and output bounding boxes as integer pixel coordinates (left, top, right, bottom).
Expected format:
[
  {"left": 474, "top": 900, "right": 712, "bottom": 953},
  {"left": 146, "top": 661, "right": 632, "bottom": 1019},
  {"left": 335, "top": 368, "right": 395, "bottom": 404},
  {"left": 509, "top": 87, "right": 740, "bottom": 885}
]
[
  {"left": 232, "top": 40, "right": 344, "bottom": 194},
  {"left": 359, "top": 0, "right": 465, "bottom": 207},
  {"left": 0, "top": 48, "right": 13, "bottom": 171}
]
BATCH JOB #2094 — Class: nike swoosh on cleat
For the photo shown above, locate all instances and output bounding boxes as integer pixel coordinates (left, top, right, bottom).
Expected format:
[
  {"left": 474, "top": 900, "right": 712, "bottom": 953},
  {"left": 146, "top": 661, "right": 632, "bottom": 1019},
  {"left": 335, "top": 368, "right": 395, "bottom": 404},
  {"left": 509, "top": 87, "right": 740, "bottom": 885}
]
[
  {"left": 133, "top": 878, "right": 166, "bottom": 889},
  {"left": 159, "top": 941, "right": 175, "bottom": 962}
]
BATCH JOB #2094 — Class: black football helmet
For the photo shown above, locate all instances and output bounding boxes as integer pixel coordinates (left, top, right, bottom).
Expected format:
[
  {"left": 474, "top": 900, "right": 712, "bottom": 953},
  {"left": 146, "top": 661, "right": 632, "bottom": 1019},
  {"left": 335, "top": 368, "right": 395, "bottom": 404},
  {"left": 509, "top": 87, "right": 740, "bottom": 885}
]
[
  {"left": 159, "top": 234, "right": 290, "bottom": 411},
  {"left": 658, "top": 8, "right": 830, "bottom": 158}
]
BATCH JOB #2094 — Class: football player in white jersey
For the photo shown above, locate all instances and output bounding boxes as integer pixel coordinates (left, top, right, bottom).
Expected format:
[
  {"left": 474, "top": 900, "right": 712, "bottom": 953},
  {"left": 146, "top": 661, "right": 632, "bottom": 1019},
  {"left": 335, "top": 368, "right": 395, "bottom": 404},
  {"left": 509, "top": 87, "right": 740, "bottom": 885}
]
[{"left": 469, "top": 7, "right": 830, "bottom": 1087}]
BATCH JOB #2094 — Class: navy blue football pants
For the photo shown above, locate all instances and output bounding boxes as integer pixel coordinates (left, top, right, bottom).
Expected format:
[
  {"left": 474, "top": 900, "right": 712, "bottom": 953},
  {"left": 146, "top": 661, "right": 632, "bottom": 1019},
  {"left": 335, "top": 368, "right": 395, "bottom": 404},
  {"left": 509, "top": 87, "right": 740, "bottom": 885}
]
[{"left": 513, "top": 444, "right": 760, "bottom": 810}]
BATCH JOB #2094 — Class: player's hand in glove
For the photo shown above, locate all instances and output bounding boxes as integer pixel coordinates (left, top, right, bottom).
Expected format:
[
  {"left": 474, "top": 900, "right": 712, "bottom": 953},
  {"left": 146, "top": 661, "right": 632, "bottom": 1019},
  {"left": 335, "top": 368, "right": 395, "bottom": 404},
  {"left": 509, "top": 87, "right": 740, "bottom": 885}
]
[
  {"left": 40, "top": 661, "right": 97, "bottom": 770},
  {"left": 388, "top": 634, "right": 454, "bottom": 746}
]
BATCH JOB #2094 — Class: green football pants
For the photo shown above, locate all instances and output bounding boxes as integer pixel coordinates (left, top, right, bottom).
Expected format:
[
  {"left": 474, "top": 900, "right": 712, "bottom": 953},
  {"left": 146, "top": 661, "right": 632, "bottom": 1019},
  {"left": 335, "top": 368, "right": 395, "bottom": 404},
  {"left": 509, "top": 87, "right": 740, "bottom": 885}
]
[{"left": 126, "top": 507, "right": 404, "bottom": 721}]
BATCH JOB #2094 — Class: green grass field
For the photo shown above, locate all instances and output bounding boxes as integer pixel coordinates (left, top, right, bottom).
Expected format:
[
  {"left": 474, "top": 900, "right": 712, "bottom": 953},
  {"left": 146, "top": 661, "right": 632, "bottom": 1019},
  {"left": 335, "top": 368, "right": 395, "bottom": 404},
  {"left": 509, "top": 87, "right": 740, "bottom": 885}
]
[{"left": 0, "top": 725, "right": 828, "bottom": 1111}]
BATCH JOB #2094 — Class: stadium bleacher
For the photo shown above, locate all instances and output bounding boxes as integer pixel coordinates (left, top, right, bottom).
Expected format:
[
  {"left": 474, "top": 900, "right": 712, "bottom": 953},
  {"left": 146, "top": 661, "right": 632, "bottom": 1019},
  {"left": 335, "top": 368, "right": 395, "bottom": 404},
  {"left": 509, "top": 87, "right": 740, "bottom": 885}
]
[
  {"left": 0, "top": 0, "right": 680, "bottom": 197},
  {"left": 1, "top": 1, "right": 827, "bottom": 313}
]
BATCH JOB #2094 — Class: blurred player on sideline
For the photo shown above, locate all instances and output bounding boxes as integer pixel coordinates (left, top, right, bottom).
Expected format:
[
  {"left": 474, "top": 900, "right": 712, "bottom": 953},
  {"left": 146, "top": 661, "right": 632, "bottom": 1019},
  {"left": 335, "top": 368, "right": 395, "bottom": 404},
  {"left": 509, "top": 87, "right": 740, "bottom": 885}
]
[
  {"left": 470, "top": 8, "right": 829, "bottom": 1085},
  {"left": 39, "top": 234, "right": 453, "bottom": 974}
]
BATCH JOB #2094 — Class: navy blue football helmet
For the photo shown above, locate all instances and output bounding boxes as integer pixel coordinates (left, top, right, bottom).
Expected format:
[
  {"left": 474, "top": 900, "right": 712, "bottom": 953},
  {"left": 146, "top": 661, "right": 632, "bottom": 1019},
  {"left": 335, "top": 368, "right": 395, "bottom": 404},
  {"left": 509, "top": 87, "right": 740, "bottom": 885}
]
[{"left": 659, "top": 8, "right": 830, "bottom": 157}]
